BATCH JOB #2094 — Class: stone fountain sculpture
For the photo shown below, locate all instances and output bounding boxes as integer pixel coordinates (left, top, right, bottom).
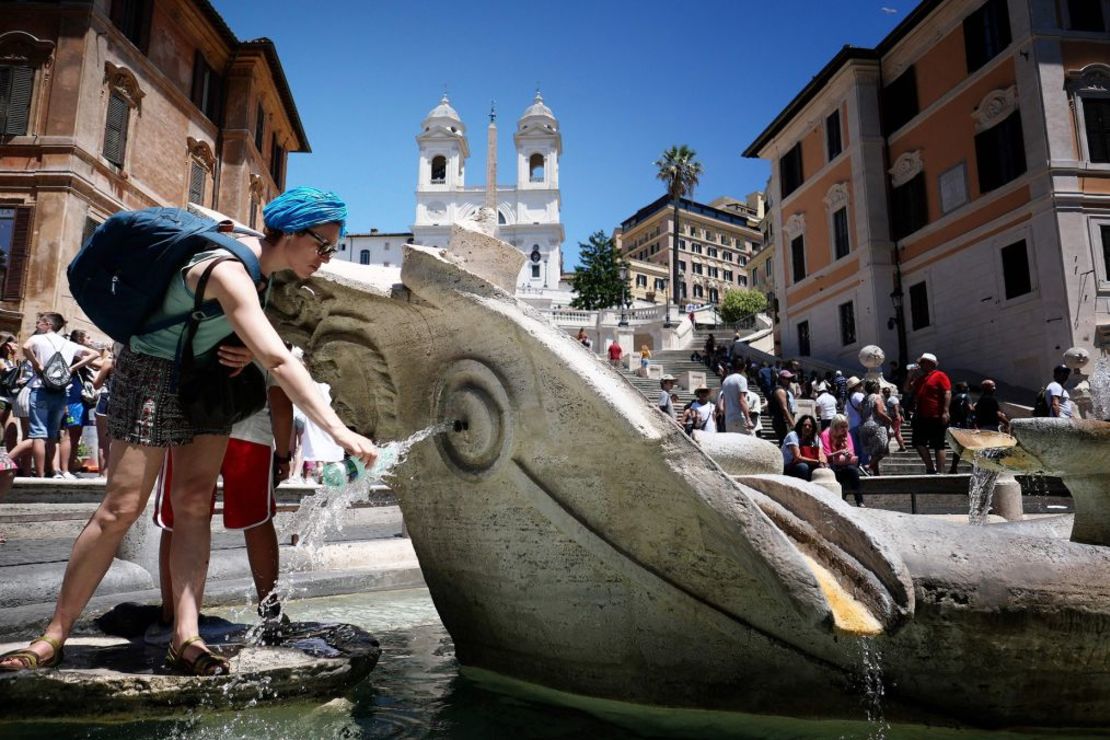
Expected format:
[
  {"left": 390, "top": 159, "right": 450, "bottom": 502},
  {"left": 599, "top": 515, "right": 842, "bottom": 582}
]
[{"left": 267, "top": 212, "right": 1110, "bottom": 729}]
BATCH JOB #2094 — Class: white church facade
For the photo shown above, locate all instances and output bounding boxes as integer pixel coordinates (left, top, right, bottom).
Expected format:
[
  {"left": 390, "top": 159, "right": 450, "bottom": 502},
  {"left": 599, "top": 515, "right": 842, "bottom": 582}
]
[{"left": 412, "top": 93, "right": 565, "bottom": 291}]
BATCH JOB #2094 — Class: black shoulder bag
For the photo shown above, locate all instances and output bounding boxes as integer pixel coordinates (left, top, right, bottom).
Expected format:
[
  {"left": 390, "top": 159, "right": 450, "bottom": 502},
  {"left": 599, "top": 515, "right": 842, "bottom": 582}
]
[{"left": 176, "top": 257, "right": 267, "bottom": 428}]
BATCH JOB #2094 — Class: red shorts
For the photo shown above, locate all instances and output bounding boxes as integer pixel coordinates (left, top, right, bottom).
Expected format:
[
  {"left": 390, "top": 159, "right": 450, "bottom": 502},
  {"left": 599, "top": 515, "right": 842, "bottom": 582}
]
[{"left": 153, "top": 438, "right": 275, "bottom": 531}]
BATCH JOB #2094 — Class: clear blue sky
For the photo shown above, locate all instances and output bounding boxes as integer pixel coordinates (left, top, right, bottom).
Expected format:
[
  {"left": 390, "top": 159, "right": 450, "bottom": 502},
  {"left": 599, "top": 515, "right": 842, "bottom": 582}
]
[{"left": 213, "top": 1, "right": 915, "bottom": 269}]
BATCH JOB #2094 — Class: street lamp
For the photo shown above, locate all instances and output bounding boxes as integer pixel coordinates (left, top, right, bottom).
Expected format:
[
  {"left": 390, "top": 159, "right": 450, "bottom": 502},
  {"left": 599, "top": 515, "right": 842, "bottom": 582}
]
[
  {"left": 663, "top": 277, "right": 673, "bottom": 328},
  {"left": 618, "top": 263, "right": 630, "bottom": 327}
]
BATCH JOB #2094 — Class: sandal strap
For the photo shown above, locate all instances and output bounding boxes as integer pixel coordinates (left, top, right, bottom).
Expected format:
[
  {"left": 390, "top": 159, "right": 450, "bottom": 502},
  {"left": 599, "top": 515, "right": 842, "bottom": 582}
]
[
  {"left": 190, "top": 651, "right": 230, "bottom": 676},
  {"left": 0, "top": 648, "right": 41, "bottom": 669},
  {"left": 176, "top": 635, "right": 205, "bottom": 652},
  {"left": 31, "top": 635, "right": 62, "bottom": 653}
]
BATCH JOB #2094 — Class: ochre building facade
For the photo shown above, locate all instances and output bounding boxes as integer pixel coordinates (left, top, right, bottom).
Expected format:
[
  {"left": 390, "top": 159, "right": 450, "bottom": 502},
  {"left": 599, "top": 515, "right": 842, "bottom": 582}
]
[
  {"left": 745, "top": 0, "right": 1110, "bottom": 391},
  {"left": 0, "top": 0, "right": 307, "bottom": 340}
]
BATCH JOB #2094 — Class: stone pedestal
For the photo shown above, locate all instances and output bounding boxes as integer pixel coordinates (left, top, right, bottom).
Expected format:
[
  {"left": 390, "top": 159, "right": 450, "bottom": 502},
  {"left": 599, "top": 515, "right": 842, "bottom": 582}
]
[
  {"left": 645, "top": 364, "right": 664, "bottom": 380},
  {"left": 810, "top": 467, "right": 842, "bottom": 499},
  {"left": 993, "top": 473, "right": 1023, "bottom": 522},
  {"left": 680, "top": 370, "right": 706, "bottom": 393},
  {"left": 117, "top": 493, "right": 161, "bottom": 577}
]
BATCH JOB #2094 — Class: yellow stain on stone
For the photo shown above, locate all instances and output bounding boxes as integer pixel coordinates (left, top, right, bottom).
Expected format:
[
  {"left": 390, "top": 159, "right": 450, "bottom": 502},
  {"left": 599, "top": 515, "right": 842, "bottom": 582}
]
[{"left": 802, "top": 554, "right": 883, "bottom": 637}]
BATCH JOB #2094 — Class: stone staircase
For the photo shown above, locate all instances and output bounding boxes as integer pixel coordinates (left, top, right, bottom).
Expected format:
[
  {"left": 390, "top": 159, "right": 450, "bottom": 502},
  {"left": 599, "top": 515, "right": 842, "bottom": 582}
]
[{"left": 617, "top": 330, "right": 1071, "bottom": 508}]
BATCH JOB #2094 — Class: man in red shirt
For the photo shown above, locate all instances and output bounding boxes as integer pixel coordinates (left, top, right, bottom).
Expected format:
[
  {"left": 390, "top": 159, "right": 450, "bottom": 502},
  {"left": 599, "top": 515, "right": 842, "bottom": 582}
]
[
  {"left": 607, "top": 340, "right": 623, "bottom": 367},
  {"left": 910, "top": 352, "right": 952, "bottom": 474}
]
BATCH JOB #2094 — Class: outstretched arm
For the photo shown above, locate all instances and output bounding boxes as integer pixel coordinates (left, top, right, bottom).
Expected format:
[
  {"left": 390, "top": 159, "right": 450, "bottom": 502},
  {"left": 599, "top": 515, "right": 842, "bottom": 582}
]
[{"left": 204, "top": 260, "right": 377, "bottom": 466}]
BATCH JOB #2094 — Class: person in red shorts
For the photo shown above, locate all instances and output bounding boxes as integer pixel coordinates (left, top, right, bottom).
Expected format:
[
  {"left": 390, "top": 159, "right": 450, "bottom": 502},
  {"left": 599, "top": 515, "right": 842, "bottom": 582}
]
[
  {"left": 607, "top": 339, "right": 623, "bottom": 367},
  {"left": 909, "top": 352, "right": 952, "bottom": 475},
  {"left": 152, "top": 383, "right": 294, "bottom": 638}
]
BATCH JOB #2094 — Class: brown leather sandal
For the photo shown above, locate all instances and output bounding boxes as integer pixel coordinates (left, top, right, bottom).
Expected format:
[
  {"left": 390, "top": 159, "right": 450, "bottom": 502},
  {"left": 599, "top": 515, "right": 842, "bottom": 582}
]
[
  {"left": 165, "top": 635, "right": 230, "bottom": 676},
  {"left": 0, "top": 634, "right": 63, "bottom": 672}
]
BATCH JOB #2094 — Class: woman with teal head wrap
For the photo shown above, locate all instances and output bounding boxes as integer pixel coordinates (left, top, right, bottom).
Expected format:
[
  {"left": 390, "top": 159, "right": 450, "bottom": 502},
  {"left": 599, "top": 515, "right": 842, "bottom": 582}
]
[
  {"left": 0, "top": 186, "right": 378, "bottom": 678},
  {"left": 263, "top": 186, "right": 348, "bottom": 239}
]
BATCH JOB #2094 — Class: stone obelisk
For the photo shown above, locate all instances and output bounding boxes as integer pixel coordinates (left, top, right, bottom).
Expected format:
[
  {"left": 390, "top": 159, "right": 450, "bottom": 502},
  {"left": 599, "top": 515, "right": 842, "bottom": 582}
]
[{"left": 485, "top": 102, "right": 497, "bottom": 237}]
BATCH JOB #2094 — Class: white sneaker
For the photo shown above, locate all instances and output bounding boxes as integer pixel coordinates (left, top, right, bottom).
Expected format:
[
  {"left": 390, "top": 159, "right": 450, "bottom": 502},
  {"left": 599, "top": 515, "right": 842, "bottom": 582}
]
[
  {"left": 51, "top": 472, "right": 65, "bottom": 479},
  {"left": 62, "top": 471, "right": 76, "bottom": 480}
]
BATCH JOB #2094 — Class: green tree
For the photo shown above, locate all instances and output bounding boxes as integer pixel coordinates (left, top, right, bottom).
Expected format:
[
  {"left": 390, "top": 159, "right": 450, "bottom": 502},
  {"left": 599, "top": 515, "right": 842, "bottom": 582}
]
[
  {"left": 570, "top": 231, "right": 626, "bottom": 310},
  {"left": 654, "top": 145, "right": 703, "bottom": 309},
  {"left": 719, "top": 288, "right": 768, "bottom": 324}
]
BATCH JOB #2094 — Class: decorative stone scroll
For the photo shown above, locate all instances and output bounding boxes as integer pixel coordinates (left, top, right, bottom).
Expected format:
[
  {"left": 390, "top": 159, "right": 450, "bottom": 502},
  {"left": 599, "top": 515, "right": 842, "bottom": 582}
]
[
  {"left": 186, "top": 137, "right": 215, "bottom": 171},
  {"left": 972, "top": 85, "right": 1018, "bottom": 132},
  {"left": 823, "top": 182, "right": 849, "bottom": 212},
  {"left": 249, "top": 173, "right": 266, "bottom": 199},
  {"left": 103, "top": 61, "right": 145, "bottom": 113},
  {"left": 1066, "top": 63, "right": 1110, "bottom": 95},
  {"left": 888, "top": 150, "right": 923, "bottom": 188},
  {"left": 783, "top": 212, "right": 806, "bottom": 240},
  {"left": 0, "top": 31, "right": 54, "bottom": 71}
]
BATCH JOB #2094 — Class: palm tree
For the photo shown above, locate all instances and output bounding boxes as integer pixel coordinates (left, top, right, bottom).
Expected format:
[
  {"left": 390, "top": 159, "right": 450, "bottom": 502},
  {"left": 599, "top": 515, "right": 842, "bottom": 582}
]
[{"left": 655, "top": 146, "right": 703, "bottom": 319}]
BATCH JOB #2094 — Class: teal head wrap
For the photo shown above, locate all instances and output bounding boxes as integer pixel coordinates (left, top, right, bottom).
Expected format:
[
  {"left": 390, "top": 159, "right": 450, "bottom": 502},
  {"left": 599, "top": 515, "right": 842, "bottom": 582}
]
[{"left": 263, "top": 186, "right": 348, "bottom": 238}]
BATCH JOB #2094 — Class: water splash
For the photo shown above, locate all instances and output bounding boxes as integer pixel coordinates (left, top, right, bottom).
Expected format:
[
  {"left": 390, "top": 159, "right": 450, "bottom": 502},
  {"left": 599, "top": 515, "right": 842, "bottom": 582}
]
[
  {"left": 967, "top": 449, "right": 1003, "bottom": 525},
  {"left": 857, "top": 638, "right": 890, "bottom": 739},
  {"left": 279, "top": 422, "right": 450, "bottom": 562},
  {"left": 1088, "top": 355, "right": 1110, "bottom": 419}
]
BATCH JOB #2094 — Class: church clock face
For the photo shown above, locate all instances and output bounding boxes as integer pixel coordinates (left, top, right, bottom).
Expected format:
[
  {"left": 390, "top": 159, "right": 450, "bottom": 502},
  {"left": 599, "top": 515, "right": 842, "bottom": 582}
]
[{"left": 530, "top": 248, "right": 542, "bottom": 263}]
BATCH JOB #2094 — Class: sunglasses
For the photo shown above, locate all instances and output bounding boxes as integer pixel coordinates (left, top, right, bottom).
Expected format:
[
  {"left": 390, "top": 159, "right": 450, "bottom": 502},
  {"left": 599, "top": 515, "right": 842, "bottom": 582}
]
[{"left": 303, "top": 228, "right": 339, "bottom": 258}]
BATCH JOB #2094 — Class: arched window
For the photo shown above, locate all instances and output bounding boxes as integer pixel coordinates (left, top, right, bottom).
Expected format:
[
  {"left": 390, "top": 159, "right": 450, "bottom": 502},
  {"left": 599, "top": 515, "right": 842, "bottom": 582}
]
[
  {"left": 529, "top": 153, "right": 545, "bottom": 182},
  {"left": 694, "top": 284, "right": 704, "bottom": 299},
  {"left": 430, "top": 155, "right": 446, "bottom": 183},
  {"left": 359, "top": 249, "right": 370, "bottom": 265},
  {"left": 498, "top": 210, "right": 507, "bottom": 225}
]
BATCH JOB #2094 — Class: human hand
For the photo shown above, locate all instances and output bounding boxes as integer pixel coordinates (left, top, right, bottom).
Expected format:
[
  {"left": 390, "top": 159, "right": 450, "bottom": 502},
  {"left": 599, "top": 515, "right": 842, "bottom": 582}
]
[
  {"left": 335, "top": 429, "right": 379, "bottom": 468},
  {"left": 272, "top": 453, "right": 291, "bottom": 482},
  {"left": 218, "top": 344, "right": 254, "bottom": 377}
]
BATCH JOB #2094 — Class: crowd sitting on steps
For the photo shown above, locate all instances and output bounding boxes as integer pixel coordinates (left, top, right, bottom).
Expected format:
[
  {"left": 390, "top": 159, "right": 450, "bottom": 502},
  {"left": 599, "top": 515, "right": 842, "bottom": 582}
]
[{"left": 654, "top": 335, "right": 1018, "bottom": 503}]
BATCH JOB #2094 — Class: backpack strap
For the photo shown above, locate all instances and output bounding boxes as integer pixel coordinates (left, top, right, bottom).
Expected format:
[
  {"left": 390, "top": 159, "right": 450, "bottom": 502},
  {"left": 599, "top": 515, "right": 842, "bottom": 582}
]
[
  {"left": 142, "top": 234, "right": 263, "bottom": 334},
  {"left": 176, "top": 256, "right": 234, "bottom": 370}
]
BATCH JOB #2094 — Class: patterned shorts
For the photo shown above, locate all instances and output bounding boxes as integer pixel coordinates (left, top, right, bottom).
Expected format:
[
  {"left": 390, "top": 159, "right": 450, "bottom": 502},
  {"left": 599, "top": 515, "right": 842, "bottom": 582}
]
[{"left": 106, "top": 347, "right": 232, "bottom": 447}]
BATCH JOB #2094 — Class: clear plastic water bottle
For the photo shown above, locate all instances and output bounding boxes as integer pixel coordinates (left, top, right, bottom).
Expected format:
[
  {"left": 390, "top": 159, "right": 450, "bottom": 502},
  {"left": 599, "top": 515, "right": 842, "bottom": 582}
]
[{"left": 321, "top": 444, "right": 397, "bottom": 487}]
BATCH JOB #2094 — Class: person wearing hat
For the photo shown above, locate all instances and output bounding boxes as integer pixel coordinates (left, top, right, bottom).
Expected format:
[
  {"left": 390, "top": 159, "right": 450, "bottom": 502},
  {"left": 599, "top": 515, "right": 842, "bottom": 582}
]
[
  {"left": 687, "top": 386, "right": 717, "bottom": 435},
  {"left": 658, "top": 375, "right": 677, "bottom": 420},
  {"left": 769, "top": 370, "right": 796, "bottom": 444},
  {"left": 909, "top": 352, "right": 952, "bottom": 474},
  {"left": 973, "top": 379, "right": 1007, "bottom": 432},
  {"left": 1046, "top": 365, "right": 1073, "bottom": 419}
]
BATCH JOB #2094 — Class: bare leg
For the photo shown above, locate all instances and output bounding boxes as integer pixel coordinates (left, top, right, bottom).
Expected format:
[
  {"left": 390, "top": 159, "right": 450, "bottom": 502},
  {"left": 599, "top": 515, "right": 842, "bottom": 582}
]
[
  {"left": 915, "top": 445, "right": 936, "bottom": 474},
  {"left": 936, "top": 448, "right": 947, "bottom": 474},
  {"left": 244, "top": 521, "right": 279, "bottom": 609},
  {"left": 96, "top": 415, "right": 111, "bottom": 474},
  {"left": 31, "top": 439, "right": 46, "bottom": 477},
  {"left": 158, "top": 529, "right": 173, "bottom": 624},
  {"left": 167, "top": 435, "right": 228, "bottom": 662},
  {"left": 0, "top": 441, "right": 164, "bottom": 668},
  {"left": 67, "top": 426, "right": 83, "bottom": 472}
]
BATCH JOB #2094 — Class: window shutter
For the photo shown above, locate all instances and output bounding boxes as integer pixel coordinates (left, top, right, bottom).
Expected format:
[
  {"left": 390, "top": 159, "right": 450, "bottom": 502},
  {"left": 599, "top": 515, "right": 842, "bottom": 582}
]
[
  {"left": 3, "top": 207, "right": 32, "bottom": 301},
  {"left": 1085, "top": 99, "right": 1110, "bottom": 164},
  {"left": 1, "top": 66, "right": 33, "bottom": 136},
  {"left": 254, "top": 103, "right": 264, "bottom": 151},
  {"left": 190, "top": 51, "right": 206, "bottom": 109},
  {"left": 103, "top": 92, "right": 130, "bottom": 166},
  {"left": 188, "top": 161, "right": 205, "bottom": 204}
]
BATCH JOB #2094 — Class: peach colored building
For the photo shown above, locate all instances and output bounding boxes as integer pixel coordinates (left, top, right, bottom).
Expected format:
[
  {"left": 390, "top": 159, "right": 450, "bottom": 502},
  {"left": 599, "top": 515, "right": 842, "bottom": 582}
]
[
  {"left": 617, "top": 194, "right": 762, "bottom": 307},
  {"left": 745, "top": 0, "right": 1110, "bottom": 391},
  {"left": 0, "top": 0, "right": 307, "bottom": 339}
]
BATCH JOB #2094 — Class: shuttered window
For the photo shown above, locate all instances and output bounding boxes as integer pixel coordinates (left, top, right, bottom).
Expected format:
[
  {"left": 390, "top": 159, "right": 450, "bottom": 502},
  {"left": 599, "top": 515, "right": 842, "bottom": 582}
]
[
  {"left": 797, "top": 321, "right": 811, "bottom": 356},
  {"left": 963, "top": 0, "right": 1011, "bottom": 74},
  {"left": 882, "top": 67, "right": 918, "bottom": 135},
  {"left": 0, "top": 207, "right": 32, "bottom": 301},
  {"left": 188, "top": 160, "right": 206, "bottom": 204},
  {"left": 1001, "top": 240, "right": 1032, "bottom": 300},
  {"left": 254, "top": 103, "right": 265, "bottom": 151},
  {"left": 1084, "top": 98, "right": 1110, "bottom": 164},
  {"left": 790, "top": 235, "right": 806, "bottom": 283},
  {"left": 909, "top": 281, "right": 930, "bottom": 330},
  {"left": 838, "top": 301, "right": 856, "bottom": 346},
  {"left": 832, "top": 207, "right": 850, "bottom": 259},
  {"left": 891, "top": 173, "right": 928, "bottom": 240},
  {"left": 780, "top": 143, "right": 804, "bottom": 198},
  {"left": 110, "top": 0, "right": 153, "bottom": 53},
  {"left": 975, "top": 110, "right": 1026, "bottom": 192},
  {"left": 103, "top": 92, "right": 130, "bottom": 167},
  {"left": 190, "top": 51, "right": 222, "bottom": 122},
  {"left": 270, "top": 139, "right": 284, "bottom": 187},
  {"left": 0, "top": 65, "right": 34, "bottom": 136}
]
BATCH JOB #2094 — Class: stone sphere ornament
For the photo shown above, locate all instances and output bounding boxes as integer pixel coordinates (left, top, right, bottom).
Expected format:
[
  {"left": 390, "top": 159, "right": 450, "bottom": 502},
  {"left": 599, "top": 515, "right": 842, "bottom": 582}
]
[
  {"left": 858, "top": 344, "right": 886, "bottom": 370},
  {"left": 1063, "top": 346, "right": 1091, "bottom": 371}
]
